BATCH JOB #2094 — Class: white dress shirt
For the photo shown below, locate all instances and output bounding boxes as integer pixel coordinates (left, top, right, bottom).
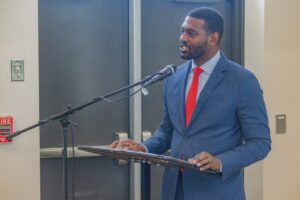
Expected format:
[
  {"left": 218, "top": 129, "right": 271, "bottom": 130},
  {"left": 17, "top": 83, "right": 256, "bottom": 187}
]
[{"left": 185, "top": 50, "right": 221, "bottom": 102}]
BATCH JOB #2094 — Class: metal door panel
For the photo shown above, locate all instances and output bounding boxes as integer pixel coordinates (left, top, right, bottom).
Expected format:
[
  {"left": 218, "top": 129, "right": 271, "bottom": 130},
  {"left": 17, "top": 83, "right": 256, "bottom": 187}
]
[{"left": 39, "top": 0, "right": 130, "bottom": 199}]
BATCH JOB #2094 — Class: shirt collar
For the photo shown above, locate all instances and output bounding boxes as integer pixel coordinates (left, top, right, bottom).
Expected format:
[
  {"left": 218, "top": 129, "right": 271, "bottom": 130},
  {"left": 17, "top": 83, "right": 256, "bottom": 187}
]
[{"left": 191, "top": 50, "right": 221, "bottom": 74}]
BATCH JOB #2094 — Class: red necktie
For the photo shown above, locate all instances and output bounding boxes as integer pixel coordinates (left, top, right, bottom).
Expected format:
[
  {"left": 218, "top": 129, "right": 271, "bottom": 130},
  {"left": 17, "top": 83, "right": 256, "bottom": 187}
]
[{"left": 185, "top": 67, "right": 203, "bottom": 127}]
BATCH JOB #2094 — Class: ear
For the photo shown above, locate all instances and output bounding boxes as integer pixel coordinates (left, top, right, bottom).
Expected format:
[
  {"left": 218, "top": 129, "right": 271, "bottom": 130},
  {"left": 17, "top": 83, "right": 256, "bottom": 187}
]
[{"left": 209, "top": 32, "right": 220, "bottom": 47}]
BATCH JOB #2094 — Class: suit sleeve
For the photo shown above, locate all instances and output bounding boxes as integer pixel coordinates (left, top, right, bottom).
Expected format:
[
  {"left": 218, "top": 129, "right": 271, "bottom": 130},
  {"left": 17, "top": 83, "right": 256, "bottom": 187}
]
[
  {"left": 216, "top": 72, "right": 271, "bottom": 181},
  {"left": 142, "top": 80, "right": 174, "bottom": 154}
]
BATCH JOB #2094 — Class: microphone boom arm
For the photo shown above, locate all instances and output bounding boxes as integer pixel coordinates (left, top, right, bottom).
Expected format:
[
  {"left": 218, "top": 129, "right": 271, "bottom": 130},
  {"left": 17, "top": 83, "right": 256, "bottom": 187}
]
[{"left": 6, "top": 64, "right": 176, "bottom": 140}]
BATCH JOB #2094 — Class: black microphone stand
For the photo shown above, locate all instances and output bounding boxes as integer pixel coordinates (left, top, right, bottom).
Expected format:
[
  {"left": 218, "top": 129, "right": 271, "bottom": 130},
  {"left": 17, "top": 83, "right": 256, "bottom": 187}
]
[{"left": 6, "top": 72, "right": 160, "bottom": 200}]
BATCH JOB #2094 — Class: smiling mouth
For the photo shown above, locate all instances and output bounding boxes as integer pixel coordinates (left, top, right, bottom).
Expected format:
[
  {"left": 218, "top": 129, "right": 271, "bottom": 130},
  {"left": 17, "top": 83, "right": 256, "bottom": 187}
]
[{"left": 180, "top": 44, "right": 190, "bottom": 53}]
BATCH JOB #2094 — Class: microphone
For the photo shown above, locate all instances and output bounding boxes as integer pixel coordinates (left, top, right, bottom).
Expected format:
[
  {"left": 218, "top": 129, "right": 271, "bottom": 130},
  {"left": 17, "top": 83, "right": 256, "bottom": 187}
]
[{"left": 143, "top": 64, "right": 177, "bottom": 87}]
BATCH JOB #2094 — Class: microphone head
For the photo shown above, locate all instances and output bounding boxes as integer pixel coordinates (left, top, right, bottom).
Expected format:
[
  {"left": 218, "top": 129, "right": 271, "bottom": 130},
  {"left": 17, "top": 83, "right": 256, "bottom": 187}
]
[
  {"left": 143, "top": 64, "right": 177, "bottom": 87},
  {"left": 165, "top": 64, "right": 177, "bottom": 74}
]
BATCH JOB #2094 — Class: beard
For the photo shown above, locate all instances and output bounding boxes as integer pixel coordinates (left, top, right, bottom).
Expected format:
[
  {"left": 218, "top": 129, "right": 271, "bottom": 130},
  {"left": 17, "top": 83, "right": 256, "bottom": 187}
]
[{"left": 180, "top": 39, "right": 209, "bottom": 60}]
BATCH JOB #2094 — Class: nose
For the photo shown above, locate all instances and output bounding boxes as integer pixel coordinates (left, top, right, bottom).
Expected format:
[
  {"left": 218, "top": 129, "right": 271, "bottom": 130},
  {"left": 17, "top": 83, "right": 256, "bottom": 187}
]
[{"left": 180, "top": 32, "right": 188, "bottom": 43}]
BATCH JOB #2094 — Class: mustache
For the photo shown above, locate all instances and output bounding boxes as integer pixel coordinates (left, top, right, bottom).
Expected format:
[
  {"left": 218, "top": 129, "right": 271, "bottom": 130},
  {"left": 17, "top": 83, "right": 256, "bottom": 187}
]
[{"left": 180, "top": 41, "right": 191, "bottom": 48}]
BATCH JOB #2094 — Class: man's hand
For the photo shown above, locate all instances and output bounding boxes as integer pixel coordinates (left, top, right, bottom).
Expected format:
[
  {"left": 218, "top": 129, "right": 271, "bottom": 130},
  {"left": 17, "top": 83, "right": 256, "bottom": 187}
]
[
  {"left": 109, "top": 139, "right": 146, "bottom": 152},
  {"left": 188, "top": 152, "right": 221, "bottom": 172}
]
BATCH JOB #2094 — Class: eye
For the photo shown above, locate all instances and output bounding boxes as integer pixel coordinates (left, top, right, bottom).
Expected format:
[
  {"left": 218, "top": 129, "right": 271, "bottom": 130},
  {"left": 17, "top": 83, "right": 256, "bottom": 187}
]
[
  {"left": 187, "top": 30, "right": 197, "bottom": 37},
  {"left": 181, "top": 28, "right": 198, "bottom": 38}
]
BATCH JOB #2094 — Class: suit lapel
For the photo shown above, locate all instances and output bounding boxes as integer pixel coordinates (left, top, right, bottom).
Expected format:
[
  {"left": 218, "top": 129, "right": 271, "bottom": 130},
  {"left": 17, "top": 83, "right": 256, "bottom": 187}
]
[
  {"left": 187, "top": 53, "right": 228, "bottom": 129},
  {"left": 178, "top": 61, "right": 192, "bottom": 131}
]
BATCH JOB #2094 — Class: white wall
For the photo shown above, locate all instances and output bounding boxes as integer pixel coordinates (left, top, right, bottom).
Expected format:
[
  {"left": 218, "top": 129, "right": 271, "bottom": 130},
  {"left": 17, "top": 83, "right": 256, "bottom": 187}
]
[
  {"left": 0, "top": 0, "right": 40, "bottom": 200},
  {"left": 264, "top": 0, "right": 300, "bottom": 199}
]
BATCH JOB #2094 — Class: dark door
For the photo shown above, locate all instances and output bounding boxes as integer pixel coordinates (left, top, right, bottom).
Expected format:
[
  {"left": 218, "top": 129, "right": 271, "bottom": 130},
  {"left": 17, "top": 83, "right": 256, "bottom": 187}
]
[
  {"left": 39, "top": 0, "right": 130, "bottom": 199},
  {"left": 141, "top": 0, "right": 244, "bottom": 199}
]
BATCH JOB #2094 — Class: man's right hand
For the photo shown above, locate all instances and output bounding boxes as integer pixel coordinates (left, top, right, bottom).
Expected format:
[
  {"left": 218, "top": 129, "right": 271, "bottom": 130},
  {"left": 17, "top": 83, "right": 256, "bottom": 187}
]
[{"left": 109, "top": 139, "right": 146, "bottom": 152}]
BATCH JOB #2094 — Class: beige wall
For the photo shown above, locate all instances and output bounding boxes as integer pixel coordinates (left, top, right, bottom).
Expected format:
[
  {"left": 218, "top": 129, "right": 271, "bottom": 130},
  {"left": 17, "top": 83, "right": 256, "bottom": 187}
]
[
  {"left": 244, "top": 0, "right": 265, "bottom": 199},
  {"left": 245, "top": 1, "right": 300, "bottom": 200},
  {"left": 0, "top": 0, "right": 40, "bottom": 200},
  {"left": 264, "top": 0, "right": 300, "bottom": 199}
]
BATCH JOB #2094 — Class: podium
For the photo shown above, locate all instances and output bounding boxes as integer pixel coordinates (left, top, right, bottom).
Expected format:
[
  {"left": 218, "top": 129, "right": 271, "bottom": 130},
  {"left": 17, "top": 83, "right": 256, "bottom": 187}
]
[{"left": 78, "top": 146, "right": 216, "bottom": 174}]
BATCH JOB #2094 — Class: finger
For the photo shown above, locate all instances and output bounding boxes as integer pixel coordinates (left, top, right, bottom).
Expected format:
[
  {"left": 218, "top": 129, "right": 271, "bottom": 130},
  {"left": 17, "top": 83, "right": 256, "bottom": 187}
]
[
  {"left": 200, "top": 157, "right": 221, "bottom": 171},
  {"left": 109, "top": 140, "right": 119, "bottom": 148},
  {"left": 127, "top": 144, "right": 140, "bottom": 151},
  {"left": 195, "top": 157, "right": 211, "bottom": 167},
  {"left": 188, "top": 152, "right": 203, "bottom": 163},
  {"left": 191, "top": 152, "right": 210, "bottom": 164},
  {"left": 116, "top": 140, "right": 136, "bottom": 149},
  {"left": 190, "top": 152, "right": 214, "bottom": 169},
  {"left": 200, "top": 161, "right": 212, "bottom": 171},
  {"left": 116, "top": 141, "right": 129, "bottom": 149},
  {"left": 128, "top": 144, "right": 145, "bottom": 152}
]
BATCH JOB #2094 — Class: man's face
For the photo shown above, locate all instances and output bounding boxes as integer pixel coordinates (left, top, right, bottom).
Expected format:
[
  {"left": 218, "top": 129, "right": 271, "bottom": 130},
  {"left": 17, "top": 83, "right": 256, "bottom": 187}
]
[{"left": 179, "top": 16, "right": 210, "bottom": 60}]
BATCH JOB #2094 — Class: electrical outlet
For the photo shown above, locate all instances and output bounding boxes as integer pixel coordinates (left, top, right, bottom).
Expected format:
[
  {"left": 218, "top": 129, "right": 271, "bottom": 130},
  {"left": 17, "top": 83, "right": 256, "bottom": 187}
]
[{"left": 11, "top": 60, "right": 24, "bottom": 81}]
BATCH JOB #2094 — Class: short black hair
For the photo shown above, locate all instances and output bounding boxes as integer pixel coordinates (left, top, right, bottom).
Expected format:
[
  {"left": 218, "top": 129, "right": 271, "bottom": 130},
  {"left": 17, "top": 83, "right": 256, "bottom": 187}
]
[{"left": 187, "top": 7, "right": 224, "bottom": 43}]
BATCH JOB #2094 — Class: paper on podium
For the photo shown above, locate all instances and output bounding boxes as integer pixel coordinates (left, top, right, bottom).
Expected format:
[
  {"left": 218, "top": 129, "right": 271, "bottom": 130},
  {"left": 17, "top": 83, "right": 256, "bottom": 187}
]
[{"left": 78, "top": 146, "right": 216, "bottom": 174}]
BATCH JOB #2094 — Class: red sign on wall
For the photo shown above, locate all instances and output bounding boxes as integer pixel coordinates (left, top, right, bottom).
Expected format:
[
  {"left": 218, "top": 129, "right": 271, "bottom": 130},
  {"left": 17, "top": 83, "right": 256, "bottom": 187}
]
[{"left": 0, "top": 116, "right": 13, "bottom": 143}]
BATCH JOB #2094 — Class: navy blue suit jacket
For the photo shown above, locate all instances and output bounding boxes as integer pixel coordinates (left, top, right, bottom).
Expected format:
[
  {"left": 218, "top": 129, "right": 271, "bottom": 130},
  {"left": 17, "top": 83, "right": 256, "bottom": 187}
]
[{"left": 143, "top": 52, "right": 271, "bottom": 200}]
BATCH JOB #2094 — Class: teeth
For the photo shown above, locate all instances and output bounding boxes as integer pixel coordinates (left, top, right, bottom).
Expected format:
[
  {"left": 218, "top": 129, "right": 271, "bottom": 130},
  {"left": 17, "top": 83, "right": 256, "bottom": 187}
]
[{"left": 181, "top": 45, "right": 189, "bottom": 51}]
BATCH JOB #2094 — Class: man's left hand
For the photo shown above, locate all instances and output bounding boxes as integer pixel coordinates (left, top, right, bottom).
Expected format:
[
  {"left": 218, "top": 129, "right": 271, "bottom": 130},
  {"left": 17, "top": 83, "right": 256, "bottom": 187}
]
[{"left": 188, "top": 152, "right": 221, "bottom": 172}]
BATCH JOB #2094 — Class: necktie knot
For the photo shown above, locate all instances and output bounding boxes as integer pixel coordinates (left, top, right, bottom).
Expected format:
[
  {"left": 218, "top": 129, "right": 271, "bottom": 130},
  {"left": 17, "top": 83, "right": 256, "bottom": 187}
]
[{"left": 193, "top": 67, "right": 203, "bottom": 75}]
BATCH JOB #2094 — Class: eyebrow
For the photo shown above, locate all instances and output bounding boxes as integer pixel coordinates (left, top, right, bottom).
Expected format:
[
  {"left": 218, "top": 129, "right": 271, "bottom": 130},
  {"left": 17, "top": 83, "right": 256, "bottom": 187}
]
[{"left": 181, "top": 26, "right": 198, "bottom": 33}]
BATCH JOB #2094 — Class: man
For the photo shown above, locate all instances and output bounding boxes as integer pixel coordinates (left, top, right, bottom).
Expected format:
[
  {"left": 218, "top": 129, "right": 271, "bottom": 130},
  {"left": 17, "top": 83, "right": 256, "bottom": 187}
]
[{"left": 110, "top": 7, "right": 271, "bottom": 200}]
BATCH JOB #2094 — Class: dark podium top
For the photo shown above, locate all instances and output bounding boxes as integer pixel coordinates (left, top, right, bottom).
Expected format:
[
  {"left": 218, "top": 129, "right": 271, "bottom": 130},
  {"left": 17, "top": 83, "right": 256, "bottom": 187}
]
[{"left": 78, "top": 146, "right": 216, "bottom": 174}]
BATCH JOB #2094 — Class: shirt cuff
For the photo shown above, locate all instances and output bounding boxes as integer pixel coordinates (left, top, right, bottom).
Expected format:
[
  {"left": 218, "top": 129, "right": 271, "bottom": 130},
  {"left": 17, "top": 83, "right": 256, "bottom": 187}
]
[
  {"left": 216, "top": 157, "right": 223, "bottom": 173},
  {"left": 141, "top": 144, "right": 149, "bottom": 153}
]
